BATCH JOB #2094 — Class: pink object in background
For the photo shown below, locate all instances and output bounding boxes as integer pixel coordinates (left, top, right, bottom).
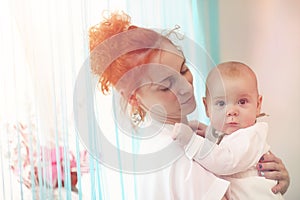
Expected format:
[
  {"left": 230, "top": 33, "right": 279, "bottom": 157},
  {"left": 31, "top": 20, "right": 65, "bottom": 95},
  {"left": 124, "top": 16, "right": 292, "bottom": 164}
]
[{"left": 8, "top": 122, "right": 89, "bottom": 190}]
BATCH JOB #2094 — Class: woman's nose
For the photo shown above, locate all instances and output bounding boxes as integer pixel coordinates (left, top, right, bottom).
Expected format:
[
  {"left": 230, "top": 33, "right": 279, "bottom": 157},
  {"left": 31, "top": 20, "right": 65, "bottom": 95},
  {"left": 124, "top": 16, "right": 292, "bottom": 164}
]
[
  {"left": 177, "top": 71, "right": 193, "bottom": 95},
  {"left": 184, "top": 70, "right": 193, "bottom": 85},
  {"left": 177, "top": 78, "right": 193, "bottom": 96}
]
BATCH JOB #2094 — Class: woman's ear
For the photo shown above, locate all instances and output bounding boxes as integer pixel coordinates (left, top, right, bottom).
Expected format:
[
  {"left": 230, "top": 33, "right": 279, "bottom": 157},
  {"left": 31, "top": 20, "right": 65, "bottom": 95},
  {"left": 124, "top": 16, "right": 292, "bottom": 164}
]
[
  {"left": 119, "top": 89, "right": 133, "bottom": 103},
  {"left": 256, "top": 95, "right": 263, "bottom": 117},
  {"left": 202, "top": 97, "right": 210, "bottom": 118},
  {"left": 129, "top": 94, "right": 139, "bottom": 107},
  {"left": 128, "top": 93, "right": 145, "bottom": 124}
]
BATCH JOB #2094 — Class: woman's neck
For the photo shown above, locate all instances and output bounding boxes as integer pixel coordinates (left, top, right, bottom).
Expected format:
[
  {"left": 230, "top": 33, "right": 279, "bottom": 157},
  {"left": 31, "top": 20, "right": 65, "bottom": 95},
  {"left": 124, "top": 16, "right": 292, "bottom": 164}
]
[{"left": 151, "top": 113, "right": 188, "bottom": 125}]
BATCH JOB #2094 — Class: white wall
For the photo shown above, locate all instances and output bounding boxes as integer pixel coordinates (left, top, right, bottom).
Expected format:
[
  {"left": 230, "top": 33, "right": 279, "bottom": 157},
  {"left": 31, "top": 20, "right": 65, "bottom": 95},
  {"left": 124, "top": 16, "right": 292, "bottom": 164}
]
[{"left": 218, "top": 1, "right": 300, "bottom": 199}]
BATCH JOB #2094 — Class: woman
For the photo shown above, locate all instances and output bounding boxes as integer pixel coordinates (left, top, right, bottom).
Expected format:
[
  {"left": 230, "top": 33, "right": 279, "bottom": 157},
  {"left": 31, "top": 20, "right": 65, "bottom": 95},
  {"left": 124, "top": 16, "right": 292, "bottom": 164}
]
[{"left": 88, "top": 11, "right": 289, "bottom": 199}]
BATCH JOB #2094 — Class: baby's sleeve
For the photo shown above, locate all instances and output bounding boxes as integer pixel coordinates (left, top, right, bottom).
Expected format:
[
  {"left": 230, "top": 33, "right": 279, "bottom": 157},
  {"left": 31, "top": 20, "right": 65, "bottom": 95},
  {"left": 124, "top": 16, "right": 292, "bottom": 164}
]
[{"left": 190, "top": 122, "right": 269, "bottom": 175}]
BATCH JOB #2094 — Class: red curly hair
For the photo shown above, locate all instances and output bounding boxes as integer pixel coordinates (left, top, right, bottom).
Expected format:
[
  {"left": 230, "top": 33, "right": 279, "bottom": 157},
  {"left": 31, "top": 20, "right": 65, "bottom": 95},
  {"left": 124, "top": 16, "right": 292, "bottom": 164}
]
[{"left": 89, "top": 11, "right": 162, "bottom": 95}]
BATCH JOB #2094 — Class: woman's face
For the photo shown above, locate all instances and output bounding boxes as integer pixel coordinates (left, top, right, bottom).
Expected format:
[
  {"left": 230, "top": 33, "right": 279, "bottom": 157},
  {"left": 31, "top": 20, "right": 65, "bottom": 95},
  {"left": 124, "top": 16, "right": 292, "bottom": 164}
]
[{"left": 136, "top": 46, "right": 196, "bottom": 124}]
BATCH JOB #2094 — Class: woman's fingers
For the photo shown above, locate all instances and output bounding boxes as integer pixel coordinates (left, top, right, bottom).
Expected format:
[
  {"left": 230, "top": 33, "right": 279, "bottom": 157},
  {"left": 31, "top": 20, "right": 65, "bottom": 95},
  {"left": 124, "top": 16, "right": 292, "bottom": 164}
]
[
  {"left": 259, "top": 151, "right": 281, "bottom": 163},
  {"left": 258, "top": 170, "right": 282, "bottom": 180},
  {"left": 257, "top": 161, "right": 282, "bottom": 172},
  {"left": 257, "top": 151, "right": 290, "bottom": 195},
  {"left": 271, "top": 179, "right": 289, "bottom": 195}
]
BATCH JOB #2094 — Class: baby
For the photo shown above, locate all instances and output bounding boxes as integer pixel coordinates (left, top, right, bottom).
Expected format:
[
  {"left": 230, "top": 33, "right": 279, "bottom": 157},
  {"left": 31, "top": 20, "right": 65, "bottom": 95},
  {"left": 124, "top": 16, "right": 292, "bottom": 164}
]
[{"left": 174, "top": 61, "right": 284, "bottom": 199}]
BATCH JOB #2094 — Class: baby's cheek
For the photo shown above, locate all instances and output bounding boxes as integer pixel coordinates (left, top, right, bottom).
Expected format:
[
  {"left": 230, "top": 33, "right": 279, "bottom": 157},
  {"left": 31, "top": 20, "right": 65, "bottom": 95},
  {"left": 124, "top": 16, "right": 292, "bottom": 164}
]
[
  {"left": 242, "top": 119, "right": 256, "bottom": 128},
  {"left": 211, "top": 120, "right": 223, "bottom": 131},
  {"left": 211, "top": 115, "right": 224, "bottom": 127}
]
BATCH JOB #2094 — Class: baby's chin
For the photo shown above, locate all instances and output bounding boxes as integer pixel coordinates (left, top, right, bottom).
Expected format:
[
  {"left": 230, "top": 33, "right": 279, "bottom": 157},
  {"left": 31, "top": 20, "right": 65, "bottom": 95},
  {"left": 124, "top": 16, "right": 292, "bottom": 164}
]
[{"left": 222, "top": 127, "right": 239, "bottom": 135}]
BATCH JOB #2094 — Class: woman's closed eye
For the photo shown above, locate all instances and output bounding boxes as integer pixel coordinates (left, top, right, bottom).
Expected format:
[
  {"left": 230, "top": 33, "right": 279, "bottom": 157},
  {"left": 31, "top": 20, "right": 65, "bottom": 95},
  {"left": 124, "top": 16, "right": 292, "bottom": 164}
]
[
  {"left": 159, "top": 86, "right": 170, "bottom": 91},
  {"left": 158, "top": 81, "right": 172, "bottom": 91},
  {"left": 158, "top": 77, "right": 174, "bottom": 92}
]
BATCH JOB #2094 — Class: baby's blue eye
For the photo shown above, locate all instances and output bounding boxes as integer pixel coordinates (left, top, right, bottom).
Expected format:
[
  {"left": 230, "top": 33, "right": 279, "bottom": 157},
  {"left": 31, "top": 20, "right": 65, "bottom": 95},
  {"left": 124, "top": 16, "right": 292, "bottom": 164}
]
[{"left": 216, "top": 100, "right": 225, "bottom": 107}]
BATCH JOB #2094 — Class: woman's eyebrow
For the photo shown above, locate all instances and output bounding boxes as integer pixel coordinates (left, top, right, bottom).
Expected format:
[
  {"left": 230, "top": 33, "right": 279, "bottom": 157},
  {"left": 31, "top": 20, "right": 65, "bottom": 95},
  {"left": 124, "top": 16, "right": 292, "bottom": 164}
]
[
  {"left": 180, "top": 57, "right": 186, "bottom": 71},
  {"left": 182, "top": 57, "right": 186, "bottom": 65}
]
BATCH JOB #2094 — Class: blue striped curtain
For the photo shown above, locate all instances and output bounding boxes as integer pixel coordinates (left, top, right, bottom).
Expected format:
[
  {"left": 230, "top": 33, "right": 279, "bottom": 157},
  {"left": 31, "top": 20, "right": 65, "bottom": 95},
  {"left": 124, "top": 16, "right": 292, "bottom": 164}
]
[{"left": 0, "top": 0, "right": 219, "bottom": 199}]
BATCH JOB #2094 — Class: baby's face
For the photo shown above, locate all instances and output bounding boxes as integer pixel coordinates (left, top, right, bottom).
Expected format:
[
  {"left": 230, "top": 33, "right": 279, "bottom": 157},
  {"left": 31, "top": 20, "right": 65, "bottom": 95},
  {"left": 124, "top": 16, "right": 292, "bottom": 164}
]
[{"left": 204, "top": 73, "right": 262, "bottom": 134}]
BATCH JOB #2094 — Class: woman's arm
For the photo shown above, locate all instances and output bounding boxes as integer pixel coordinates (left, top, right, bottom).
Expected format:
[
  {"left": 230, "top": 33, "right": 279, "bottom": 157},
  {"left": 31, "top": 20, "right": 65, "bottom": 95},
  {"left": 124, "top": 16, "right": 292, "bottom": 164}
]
[{"left": 257, "top": 151, "right": 290, "bottom": 195}]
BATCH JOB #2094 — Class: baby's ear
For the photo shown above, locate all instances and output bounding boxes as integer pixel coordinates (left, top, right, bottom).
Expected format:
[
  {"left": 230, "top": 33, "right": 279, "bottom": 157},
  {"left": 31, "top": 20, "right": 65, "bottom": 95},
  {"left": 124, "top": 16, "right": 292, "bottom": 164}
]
[
  {"left": 256, "top": 95, "right": 263, "bottom": 117},
  {"left": 202, "top": 97, "right": 210, "bottom": 118}
]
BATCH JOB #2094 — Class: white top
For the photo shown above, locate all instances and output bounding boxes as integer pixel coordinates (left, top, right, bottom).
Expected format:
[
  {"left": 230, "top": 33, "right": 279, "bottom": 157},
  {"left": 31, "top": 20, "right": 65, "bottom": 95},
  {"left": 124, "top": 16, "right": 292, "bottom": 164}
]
[
  {"left": 80, "top": 122, "right": 229, "bottom": 200},
  {"left": 181, "top": 122, "right": 284, "bottom": 199},
  {"left": 136, "top": 123, "right": 229, "bottom": 200}
]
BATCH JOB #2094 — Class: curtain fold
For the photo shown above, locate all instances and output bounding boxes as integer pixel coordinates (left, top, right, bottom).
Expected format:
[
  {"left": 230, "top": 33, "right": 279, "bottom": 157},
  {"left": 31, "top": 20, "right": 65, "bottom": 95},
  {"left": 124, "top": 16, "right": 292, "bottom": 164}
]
[{"left": 0, "top": 0, "right": 220, "bottom": 199}]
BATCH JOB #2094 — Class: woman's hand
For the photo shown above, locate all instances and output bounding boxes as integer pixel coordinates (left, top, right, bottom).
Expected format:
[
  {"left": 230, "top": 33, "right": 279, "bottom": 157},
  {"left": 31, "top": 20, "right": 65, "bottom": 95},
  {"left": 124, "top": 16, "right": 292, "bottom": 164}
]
[{"left": 256, "top": 151, "right": 290, "bottom": 195}]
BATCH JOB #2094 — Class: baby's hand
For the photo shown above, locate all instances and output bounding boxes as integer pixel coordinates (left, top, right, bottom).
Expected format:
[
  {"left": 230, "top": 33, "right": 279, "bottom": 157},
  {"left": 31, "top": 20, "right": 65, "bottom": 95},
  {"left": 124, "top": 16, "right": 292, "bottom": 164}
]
[
  {"left": 172, "top": 123, "right": 195, "bottom": 148},
  {"left": 188, "top": 120, "right": 207, "bottom": 137}
]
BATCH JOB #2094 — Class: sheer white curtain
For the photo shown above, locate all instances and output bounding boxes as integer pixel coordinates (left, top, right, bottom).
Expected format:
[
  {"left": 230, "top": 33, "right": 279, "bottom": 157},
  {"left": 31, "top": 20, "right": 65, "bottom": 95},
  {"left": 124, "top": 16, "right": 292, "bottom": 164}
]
[{"left": 0, "top": 0, "right": 219, "bottom": 199}]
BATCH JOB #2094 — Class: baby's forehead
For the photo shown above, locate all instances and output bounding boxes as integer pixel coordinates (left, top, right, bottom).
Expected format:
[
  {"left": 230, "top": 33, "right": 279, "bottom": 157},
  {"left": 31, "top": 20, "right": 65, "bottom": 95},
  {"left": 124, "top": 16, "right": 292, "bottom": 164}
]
[
  {"left": 208, "top": 64, "right": 256, "bottom": 83},
  {"left": 205, "top": 64, "right": 259, "bottom": 96}
]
